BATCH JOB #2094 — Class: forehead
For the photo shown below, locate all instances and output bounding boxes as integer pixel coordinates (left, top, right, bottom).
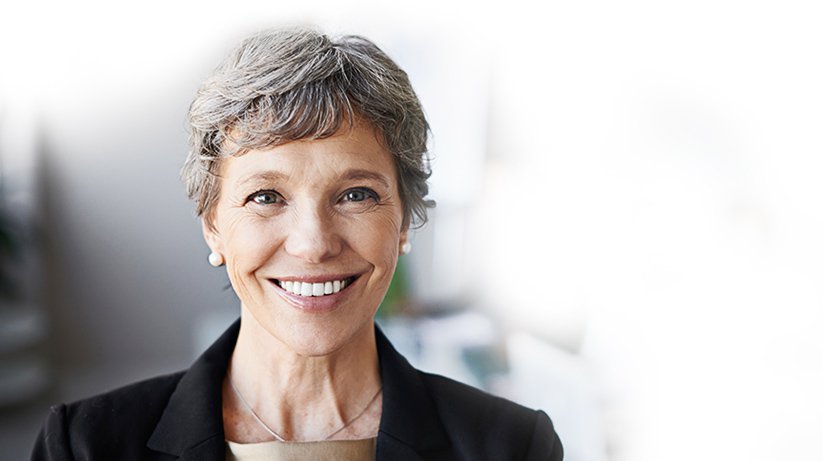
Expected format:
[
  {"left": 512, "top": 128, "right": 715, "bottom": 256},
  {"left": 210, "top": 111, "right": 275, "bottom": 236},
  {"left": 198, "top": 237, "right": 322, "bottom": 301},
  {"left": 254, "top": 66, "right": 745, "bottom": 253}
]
[{"left": 221, "top": 122, "right": 397, "bottom": 188}]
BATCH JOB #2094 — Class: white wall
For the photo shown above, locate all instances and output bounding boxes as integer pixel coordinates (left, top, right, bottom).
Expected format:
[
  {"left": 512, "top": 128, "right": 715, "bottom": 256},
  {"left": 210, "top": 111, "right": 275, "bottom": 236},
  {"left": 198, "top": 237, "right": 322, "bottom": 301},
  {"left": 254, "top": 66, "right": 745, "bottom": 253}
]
[{"left": 473, "top": 3, "right": 823, "bottom": 460}]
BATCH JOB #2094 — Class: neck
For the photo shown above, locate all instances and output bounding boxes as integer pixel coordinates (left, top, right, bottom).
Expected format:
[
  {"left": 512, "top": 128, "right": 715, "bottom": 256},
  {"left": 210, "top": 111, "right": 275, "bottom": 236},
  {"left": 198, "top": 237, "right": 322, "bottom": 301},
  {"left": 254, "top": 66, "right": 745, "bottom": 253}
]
[{"left": 224, "top": 305, "right": 382, "bottom": 442}]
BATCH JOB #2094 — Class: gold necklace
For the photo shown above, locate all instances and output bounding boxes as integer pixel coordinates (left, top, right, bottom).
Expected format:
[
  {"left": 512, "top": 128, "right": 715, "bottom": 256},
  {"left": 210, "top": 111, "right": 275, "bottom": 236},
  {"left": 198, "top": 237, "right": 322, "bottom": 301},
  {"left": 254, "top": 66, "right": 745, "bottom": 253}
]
[{"left": 228, "top": 374, "right": 382, "bottom": 442}]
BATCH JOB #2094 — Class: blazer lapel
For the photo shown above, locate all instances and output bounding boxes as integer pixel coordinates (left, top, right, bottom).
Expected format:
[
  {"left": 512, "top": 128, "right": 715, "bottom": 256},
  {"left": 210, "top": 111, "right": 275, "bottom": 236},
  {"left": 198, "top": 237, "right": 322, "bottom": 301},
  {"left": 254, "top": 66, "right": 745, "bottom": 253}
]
[
  {"left": 146, "top": 320, "right": 240, "bottom": 460},
  {"left": 374, "top": 326, "right": 451, "bottom": 460}
]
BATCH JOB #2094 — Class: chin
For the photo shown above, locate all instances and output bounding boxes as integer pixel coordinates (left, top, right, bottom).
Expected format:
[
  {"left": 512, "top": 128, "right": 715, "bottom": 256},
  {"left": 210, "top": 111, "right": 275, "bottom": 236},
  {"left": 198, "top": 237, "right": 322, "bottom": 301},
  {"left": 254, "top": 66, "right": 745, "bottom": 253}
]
[
  {"left": 284, "top": 334, "right": 346, "bottom": 357},
  {"left": 268, "top": 316, "right": 375, "bottom": 358}
]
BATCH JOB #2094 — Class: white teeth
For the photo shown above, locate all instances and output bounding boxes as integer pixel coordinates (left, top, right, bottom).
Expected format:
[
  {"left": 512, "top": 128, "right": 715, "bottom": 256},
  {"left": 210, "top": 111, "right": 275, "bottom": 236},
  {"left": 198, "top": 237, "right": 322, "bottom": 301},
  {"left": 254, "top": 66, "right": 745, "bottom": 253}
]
[
  {"left": 312, "top": 283, "right": 324, "bottom": 296},
  {"left": 278, "top": 278, "right": 351, "bottom": 297}
]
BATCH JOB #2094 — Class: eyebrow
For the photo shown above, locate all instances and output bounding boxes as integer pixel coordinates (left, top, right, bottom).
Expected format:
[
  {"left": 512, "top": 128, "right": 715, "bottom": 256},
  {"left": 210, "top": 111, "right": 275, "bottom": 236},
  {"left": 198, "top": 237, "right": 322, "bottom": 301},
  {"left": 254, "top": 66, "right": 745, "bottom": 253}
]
[
  {"left": 340, "top": 169, "right": 391, "bottom": 189},
  {"left": 237, "top": 171, "right": 290, "bottom": 188},
  {"left": 236, "top": 169, "right": 391, "bottom": 189}
]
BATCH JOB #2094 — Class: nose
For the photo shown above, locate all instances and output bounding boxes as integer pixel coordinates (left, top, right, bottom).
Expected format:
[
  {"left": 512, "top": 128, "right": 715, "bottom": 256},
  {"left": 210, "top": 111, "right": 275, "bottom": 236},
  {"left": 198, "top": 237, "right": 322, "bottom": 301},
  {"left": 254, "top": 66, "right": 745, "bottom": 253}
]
[{"left": 283, "top": 205, "right": 343, "bottom": 263}]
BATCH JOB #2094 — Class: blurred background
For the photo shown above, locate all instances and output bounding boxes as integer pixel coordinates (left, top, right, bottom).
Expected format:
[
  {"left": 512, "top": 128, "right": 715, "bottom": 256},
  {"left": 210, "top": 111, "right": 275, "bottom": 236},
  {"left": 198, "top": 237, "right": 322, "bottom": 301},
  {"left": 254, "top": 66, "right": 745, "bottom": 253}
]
[{"left": 2, "top": 0, "right": 823, "bottom": 460}]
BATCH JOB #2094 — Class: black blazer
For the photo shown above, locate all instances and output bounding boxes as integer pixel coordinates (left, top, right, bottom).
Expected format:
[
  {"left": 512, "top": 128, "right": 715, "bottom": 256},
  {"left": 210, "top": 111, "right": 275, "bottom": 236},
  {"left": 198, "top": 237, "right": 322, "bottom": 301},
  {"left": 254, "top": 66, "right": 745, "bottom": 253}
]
[{"left": 32, "top": 320, "right": 563, "bottom": 460}]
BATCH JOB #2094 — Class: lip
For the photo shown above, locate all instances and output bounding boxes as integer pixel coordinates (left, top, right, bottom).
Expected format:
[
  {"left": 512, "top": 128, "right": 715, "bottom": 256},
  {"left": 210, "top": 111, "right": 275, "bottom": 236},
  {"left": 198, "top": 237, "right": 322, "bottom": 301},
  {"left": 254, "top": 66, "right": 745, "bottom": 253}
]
[
  {"left": 269, "top": 273, "right": 361, "bottom": 313},
  {"left": 274, "top": 273, "right": 359, "bottom": 284}
]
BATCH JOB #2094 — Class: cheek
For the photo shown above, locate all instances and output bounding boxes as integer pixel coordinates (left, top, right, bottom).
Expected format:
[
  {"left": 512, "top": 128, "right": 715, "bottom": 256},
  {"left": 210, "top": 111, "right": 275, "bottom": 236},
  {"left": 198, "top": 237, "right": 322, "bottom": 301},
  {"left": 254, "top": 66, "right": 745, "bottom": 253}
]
[
  {"left": 220, "top": 218, "right": 283, "bottom": 308},
  {"left": 347, "top": 215, "right": 402, "bottom": 276},
  {"left": 223, "top": 216, "right": 281, "bottom": 271}
]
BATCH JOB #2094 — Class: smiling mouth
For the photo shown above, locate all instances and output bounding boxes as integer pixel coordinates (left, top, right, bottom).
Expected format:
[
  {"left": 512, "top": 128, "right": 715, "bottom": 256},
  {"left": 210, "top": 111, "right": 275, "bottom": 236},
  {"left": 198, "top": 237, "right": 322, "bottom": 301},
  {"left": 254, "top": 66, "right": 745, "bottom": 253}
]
[{"left": 272, "top": 276, "right": 358, "bottom": 297}]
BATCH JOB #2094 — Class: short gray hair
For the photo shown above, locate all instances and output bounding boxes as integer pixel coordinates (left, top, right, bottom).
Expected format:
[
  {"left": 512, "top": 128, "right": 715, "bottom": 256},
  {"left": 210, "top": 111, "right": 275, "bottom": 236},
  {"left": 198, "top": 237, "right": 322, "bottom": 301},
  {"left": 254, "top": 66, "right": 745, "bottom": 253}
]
[{"left": 182, "top": 28, "right": 434, "bottom": 227}]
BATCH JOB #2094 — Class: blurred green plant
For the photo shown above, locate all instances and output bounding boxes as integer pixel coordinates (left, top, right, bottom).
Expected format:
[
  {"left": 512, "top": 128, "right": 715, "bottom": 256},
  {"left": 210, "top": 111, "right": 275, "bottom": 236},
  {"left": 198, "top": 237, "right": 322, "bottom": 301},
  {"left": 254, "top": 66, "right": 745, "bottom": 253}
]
[{"left": 377, "top": 257, "right": 411, "bottom": 317}]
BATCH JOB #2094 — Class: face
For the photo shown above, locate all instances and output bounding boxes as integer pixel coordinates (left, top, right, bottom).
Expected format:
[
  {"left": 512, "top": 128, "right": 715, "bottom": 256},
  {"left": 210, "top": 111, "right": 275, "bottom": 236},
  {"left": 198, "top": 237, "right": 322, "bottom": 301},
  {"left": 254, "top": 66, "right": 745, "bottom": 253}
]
[{"left": 203, "top": 122, "right": 407, "bottom": 356}]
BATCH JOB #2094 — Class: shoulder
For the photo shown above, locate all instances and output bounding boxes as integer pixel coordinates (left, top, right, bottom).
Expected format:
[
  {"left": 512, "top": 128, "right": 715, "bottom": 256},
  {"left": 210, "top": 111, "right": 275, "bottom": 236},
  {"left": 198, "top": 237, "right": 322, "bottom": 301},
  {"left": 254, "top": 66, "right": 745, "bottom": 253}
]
[
  {"left": 375, "top": 325, "right": 563, "bottom": 459},
  {"left": 418, "top": 371, "right": 563, "bottom": 460},
  {"left": 64, "top": 371, "right": 184, "bottom": 419},
  {"left": 419, "top": 371, "right": 530, "bottom": 422},
  {"left": 33, "top": 372, "right": 184, "bottom": 460}
]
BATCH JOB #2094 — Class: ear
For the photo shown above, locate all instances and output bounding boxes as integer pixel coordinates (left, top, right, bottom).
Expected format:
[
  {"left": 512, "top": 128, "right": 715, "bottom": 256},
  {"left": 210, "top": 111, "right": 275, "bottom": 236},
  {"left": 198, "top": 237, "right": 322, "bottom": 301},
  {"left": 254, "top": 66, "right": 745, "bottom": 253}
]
[
  {"left": 201, "top": 218, "right": 222, "bottom": 254},
  {"left": 400, "top": 213, "right": 411, "bottom": 237}
]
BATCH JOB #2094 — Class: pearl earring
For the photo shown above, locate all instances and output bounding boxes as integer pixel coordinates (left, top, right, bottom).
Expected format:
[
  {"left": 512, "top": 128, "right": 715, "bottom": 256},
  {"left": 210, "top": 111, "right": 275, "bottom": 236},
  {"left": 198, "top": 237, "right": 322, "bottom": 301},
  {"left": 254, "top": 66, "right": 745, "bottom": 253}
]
[
  {"left": 400, "top": 241, "right": 412, "bottom": 255},
  {"left": 208, "top": 252, "right": 224, "bottom": 267}
]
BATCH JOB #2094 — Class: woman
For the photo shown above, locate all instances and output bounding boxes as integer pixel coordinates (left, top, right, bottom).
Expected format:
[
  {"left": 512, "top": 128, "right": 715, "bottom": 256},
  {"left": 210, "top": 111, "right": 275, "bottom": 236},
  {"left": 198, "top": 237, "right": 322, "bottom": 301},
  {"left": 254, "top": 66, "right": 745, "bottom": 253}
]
[{"left": 32, "top": 28, "right": 563, "bottom": 460}]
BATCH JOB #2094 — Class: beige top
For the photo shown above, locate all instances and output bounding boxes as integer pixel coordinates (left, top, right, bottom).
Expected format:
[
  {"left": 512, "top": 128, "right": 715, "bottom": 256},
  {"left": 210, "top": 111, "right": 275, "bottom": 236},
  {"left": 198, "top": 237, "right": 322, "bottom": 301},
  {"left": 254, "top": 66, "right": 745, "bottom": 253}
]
[{"left": 225, "top": 438, "right": 377, "bottom": 461}]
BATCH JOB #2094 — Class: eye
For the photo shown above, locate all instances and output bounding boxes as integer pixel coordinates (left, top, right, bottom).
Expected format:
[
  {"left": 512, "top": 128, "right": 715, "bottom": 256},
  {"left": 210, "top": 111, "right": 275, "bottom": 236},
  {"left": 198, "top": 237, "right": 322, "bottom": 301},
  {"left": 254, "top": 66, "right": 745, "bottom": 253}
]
[
  {"left": 342, "top": 188, "right": 378, "bottom": 203},
  {"left": 247, "top": 190, "right": 283, "bottom": 205}
]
